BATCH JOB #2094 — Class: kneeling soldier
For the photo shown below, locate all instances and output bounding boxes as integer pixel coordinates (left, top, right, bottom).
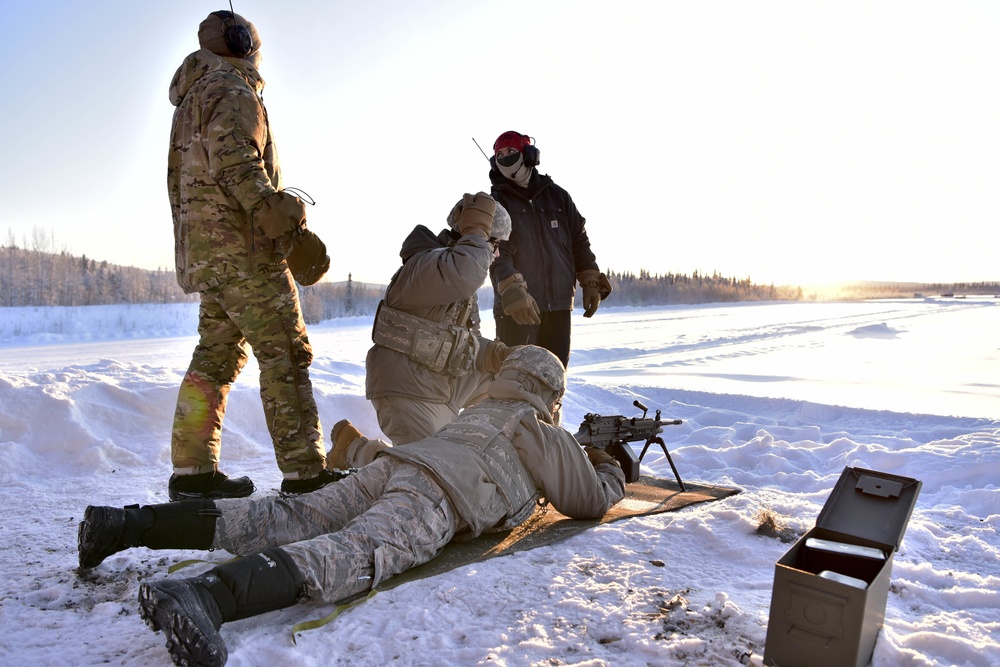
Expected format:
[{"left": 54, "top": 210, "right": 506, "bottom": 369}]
[{"left": 361, "top": 192, "right": 514, "bottom": 450}]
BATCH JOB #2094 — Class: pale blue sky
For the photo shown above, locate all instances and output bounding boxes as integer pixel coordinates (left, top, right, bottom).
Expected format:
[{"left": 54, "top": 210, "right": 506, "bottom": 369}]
[{"left": 1, "top": 0, "right": 998, "bottom": 287}]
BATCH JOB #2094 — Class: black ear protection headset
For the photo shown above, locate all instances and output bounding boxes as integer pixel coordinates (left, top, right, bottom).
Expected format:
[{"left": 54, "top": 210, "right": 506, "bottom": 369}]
[
  {"left": 211, "top": 5, "right": 253, "bottom": 58},
  {"left": 522, "top": 139, "right": 541, "bottom": 168}
]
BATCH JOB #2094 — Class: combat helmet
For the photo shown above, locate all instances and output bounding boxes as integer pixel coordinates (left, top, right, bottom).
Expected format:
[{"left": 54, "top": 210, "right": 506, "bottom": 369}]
[
  {"left": 499, "top": 345, "right": 566, "bottom": 399},
  {"left": 447, "top": 197, "right": 512, "bottom": 241},
  {"left": 489, "top": 201, "right": 511, "bottom": 241}
]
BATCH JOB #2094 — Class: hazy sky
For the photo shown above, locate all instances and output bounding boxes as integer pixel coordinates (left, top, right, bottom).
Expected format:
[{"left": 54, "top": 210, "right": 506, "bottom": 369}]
[{"left": 1, "top": 0, "right": 997, "bottom": 287}]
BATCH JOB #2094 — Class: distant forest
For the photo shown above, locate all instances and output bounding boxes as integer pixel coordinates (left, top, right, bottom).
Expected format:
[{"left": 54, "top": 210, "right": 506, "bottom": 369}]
[{"left": 2, "top": 245, "right": 998, "bottom": 321}]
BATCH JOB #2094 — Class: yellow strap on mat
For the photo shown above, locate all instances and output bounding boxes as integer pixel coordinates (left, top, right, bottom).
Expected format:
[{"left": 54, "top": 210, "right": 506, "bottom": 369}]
[{"left": 291, "top": 590, "right": 377, "bottom": 645}]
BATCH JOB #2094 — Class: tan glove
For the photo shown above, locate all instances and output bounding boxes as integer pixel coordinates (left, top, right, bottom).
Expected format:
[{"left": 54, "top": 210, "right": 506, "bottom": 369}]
[
  {"left": 254, "top": 190, "right": 307, "bottom": 239},
  {"left": 584, "top": 446, "right": 617, "bottom": 468},
  {"left": 453, "top": 192, "right": 496, "bottom": 239},
  {"left": 286, "top": 228, "right": 330, "bottom": 286},
  {"left": 481, "top": 340, "right": 514, "bottom": 373},
  {"left": 578, "top": 269, "right": 613, "bottom": 318},
  {"left": 498, "top": 273, "right": 541, "bottom": 326}
]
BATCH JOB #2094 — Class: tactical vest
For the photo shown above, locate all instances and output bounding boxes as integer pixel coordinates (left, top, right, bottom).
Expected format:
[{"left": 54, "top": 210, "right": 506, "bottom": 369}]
[
  {"left": 433, "top": 399, "right": 539, "bottom": 529},
  {"left": 371, "top": 298, "right": 479, "bottom": 376}
]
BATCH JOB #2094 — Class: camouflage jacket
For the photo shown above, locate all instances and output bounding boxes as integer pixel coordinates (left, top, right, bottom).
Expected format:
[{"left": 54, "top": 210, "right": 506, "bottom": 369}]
[
  {"left": 168, "top": 48, "right": 284, "bottom": 293},
  {"left": 381, "top": 379, "right": 626, "bottom": 537},
  {"left": 365, "top": 225, "right": 494, "bottom": 403}
]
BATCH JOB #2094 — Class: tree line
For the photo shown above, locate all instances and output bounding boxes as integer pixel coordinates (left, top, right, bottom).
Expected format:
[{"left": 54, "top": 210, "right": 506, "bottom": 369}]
[
  {"left": 4, "top": 245, "right": 996, "bottom": 316},
  {"left": 298, "top": 276, "right": 385, "bottom": 324},
  {"left": 600, "top": 269, "right": 804, "bottom": 305},
  {"left": 0, "top": 245, "right": 391, "bottom": 316},
  {"left": 0, "top": 246, "right": 800, "bottom": 314},
  {"left": 0, "top": 246, "right": 193, "bottom": 307}
]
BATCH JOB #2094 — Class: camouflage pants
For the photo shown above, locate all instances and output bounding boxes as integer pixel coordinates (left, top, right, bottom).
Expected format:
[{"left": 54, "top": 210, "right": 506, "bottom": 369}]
[
  {"left": 212, "top": 456, "right": 463, "bottom": 604},
  {"left": 171, "top": 268, "right": 325, "bottom": 479}
]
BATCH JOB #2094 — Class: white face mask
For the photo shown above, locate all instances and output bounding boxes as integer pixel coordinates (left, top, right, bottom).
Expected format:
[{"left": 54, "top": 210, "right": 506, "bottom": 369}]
[{"left": 496, "top": 151, "right": 531, "bottom": 187}]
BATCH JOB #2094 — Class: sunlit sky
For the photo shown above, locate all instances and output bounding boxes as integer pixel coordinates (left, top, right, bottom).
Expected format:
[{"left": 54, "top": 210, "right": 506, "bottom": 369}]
[{"left": 1, "top": 0, "right": 998, "bottom": 288}]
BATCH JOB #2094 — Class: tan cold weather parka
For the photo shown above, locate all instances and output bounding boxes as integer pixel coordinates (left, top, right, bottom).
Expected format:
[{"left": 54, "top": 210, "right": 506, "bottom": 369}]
[
  {"left": 380, "top": 377, "right": 626, "bottom": 537},
  {"left": 365, "top": 225, "right": 497, "bottom": 403},
  {"left": 168, "top": 48, "right": 285, "bottom": 293}
]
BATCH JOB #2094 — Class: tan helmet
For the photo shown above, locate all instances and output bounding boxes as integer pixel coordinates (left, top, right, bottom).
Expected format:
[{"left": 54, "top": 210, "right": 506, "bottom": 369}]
[
  {"left": 500, "top": 345, "right": 565, "bottom": 398},
  {"left": 489, "top": 202, "right": 511, "bottom": 241},
  {"left": 447, "top": 198, "right": 512, "bottom": 241}
]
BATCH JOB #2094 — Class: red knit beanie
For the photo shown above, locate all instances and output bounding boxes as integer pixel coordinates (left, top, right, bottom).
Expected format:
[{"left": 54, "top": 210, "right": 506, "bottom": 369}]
[{"left": 493, "top": 131, "right": 531, "bottom": 154}]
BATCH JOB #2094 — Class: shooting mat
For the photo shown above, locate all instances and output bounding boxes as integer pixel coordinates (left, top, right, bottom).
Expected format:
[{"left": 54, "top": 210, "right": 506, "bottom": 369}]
[{"left": 377, "top": 475, "right": 740, "bottom": 591}]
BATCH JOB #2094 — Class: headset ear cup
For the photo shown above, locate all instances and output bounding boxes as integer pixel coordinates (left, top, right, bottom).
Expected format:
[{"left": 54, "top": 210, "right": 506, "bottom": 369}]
[
  {"left": 523, "top": 144, "right": 540, "bottom": 168},
  {"left": 224, "top": 24, "right": 253, "bottom": 58}
]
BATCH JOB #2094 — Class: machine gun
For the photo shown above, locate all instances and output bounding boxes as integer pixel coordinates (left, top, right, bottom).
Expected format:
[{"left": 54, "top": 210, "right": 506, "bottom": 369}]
[{"left": 573, "top": 400, "right": 685, "bottom": 489}]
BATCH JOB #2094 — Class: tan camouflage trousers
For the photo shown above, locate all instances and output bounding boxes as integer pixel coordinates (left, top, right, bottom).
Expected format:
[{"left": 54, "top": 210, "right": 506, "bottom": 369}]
[
  {"left": 171, "top": 268, "right": 325, "bottom": 479},
  {"left": 372, "top": 370, "right": 491, "bottom": 444},
  {"left": 212, "top": 457, "right": 463, "bottom": 604}
]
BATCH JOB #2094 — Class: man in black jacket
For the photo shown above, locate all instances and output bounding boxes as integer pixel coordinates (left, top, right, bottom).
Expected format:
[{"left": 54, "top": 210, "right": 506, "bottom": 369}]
[{"left": 488, "top": 130, "right": 611, "bottom": 369}]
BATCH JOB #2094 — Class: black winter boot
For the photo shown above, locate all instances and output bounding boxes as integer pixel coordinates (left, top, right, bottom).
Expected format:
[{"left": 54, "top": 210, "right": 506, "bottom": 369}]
[
  {"left": 77, "top": 499, "right": 220, "bottom": 569},
  {"left": 138, "top": 548, "right": 305, "bottom": 667},
  {"left": 279, "top": 468, "right": 349, "bottom": 494},
  {"left": 168, "top": 470, "right": 255, "bottom": 501}
]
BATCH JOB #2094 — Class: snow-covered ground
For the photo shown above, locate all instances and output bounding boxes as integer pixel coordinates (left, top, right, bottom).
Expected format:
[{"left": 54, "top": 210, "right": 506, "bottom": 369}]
[{"left": 0, "top": 298, "right": 997, "bottom": 666}]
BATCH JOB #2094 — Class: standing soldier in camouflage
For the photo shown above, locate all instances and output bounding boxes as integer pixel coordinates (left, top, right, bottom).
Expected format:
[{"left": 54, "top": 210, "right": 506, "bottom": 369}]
[
  {"left": 166, "top": 11, "right": 339, "bottom": 500},
  {"left": 78, "top": 346, "right": 626, "bottom": 667},
  {"left": 345, "top": 192, "right": 514, "bottom": 460}
]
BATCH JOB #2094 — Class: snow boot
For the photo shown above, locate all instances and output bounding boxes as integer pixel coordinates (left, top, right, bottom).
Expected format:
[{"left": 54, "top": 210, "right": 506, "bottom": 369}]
[
  {"left": 77, "top": 499, "right": 220, "bottom": 569},
  {"left": 328, "top": 419, "right": 363, "bottom": 470},
  {"left": 279, "top": 468, "right": 349, "bottom": 494},
  {"left": 168, "top": 470, "right": 255, "bottom": 501},
  {"left": 138, "top": 548, "right": 305, "bottom": 667}
]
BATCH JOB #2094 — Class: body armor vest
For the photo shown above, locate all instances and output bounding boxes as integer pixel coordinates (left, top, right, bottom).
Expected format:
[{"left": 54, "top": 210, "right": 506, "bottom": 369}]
[
  {"left": 371, "top": 298, "right": 479, "bottom": 376},
  {"left": 434, "top": 399, "right": 539, "bottom": 528}
]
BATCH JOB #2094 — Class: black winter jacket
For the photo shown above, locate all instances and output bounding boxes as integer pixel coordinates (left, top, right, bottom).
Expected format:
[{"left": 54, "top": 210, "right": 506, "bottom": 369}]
[{"left": 489, "top": 168, "right": 599, "bottom": 316}]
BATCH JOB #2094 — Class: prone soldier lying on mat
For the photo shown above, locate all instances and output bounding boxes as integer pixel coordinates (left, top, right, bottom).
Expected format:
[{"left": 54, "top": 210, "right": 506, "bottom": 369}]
[{"left": 77, "top": 345, "right": 625, "bottom": 667}]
